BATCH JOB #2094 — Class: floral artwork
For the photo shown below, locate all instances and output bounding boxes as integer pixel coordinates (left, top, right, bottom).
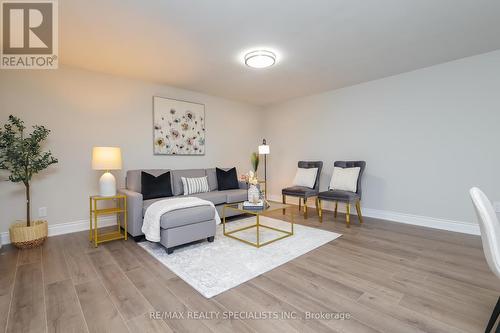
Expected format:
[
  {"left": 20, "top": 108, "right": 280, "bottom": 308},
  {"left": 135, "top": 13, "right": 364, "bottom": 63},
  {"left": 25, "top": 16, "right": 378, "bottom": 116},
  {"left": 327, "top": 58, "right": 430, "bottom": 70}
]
[{"left": 153, "top": 96, "right": 205, "bottom": 155}]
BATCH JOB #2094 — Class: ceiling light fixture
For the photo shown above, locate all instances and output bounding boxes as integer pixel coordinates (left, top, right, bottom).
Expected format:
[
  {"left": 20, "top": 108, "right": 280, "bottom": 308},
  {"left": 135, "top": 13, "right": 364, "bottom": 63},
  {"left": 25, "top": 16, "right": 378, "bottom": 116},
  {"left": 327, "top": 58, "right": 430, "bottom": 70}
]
[{"left": 244, "top": 50, "right": 276, "bottom": 69}]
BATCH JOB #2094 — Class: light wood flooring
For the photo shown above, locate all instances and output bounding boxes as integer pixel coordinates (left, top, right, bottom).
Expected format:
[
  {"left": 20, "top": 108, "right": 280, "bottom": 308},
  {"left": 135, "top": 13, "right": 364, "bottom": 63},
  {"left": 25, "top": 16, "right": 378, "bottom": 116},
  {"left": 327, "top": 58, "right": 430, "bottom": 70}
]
[{"left": 1, "top": 206, "right": 498, "bottom": 333}]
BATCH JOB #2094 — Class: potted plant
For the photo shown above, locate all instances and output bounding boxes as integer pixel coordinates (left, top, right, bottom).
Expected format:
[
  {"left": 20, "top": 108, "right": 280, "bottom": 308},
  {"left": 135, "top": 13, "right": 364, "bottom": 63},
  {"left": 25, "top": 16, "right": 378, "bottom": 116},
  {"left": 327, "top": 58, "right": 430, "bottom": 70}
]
[
  {"left": 239, "top": 152, "right": 261, "bottom": 203},
  {"left": 0, "top": 115, "right": 58, "bottom": 248}
]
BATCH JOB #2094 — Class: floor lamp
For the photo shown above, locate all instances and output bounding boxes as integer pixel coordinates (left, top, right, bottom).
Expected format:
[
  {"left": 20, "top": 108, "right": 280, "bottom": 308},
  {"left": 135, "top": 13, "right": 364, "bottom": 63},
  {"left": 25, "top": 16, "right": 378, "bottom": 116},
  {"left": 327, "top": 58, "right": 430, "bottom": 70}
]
[{"left": 258, "top": 139, "right": 270, "bottom": 199}]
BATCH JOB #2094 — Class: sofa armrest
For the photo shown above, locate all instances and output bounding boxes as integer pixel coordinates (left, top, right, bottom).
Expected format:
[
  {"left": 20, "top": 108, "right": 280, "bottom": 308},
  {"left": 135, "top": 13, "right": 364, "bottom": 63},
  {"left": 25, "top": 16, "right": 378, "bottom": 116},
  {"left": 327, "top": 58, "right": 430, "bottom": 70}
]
[
  {"left": 238, "top": 181, "right": 248, "bottom": 190},
  {"left": 118, "top": 188, "right": 144, "bottom": 237}
]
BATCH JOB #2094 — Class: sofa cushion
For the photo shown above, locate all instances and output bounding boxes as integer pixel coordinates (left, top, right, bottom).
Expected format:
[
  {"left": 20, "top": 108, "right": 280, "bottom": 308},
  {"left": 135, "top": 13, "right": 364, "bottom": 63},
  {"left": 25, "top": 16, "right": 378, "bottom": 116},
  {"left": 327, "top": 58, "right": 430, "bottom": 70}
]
[
  {"left": 224, "top": 189, "right": 247, "bottom": 203},
  {"left": 181, "top": 176, "right": 210, "bottom": 195},
  {"left": 171, "top": 169, "right": 206, "bottom": 195},
  {"left": 205, "top": 168, "right": 218, "bottom": 191},
  {"left": 216, "top": 167, "right": 239, "bottom": 190},
  {"left": 188, "top": 191, "right": 226, "bottom": 205},
  {"left": 142, "top": 193, "right": 225, "bottom": 217},
  {"left": 127, "top": 169, "right": 169, "bottom": 193},
  {"left": 160, "top": 205, "right": 215, "bottom": 229},
  {"left": 141, "top": 171, "right": 173, "bottom": 200}
]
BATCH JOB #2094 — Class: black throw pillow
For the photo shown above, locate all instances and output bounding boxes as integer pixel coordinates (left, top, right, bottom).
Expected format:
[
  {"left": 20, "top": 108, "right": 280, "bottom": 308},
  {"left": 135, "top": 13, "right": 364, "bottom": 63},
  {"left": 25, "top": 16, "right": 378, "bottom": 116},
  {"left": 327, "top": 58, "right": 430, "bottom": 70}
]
[
  {"left": 141, "top": 171, "right": 173, "bottom": 200},
  {"left": 216, "top": 167, "right": 239, "bottom": 191}
]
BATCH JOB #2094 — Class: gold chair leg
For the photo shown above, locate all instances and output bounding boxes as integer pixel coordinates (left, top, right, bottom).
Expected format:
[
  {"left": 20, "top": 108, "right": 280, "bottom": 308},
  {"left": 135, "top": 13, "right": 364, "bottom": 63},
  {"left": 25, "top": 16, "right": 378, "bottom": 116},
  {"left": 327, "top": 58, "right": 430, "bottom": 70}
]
[
  {"left": 334, "top": 201, "right": 338, "bottom": 218},
  {"left": 356, "top": 200, "right": 363, "bottom": 224},
  {"left": 304, "top": 198, "right": 308, "bottom": 219},
  {"left": 315, "top": 197, "right": 319, "bottom": 215},
  {"left": 298, "top": 198, "right": 302, "bottom": 212},
  {"left": 282, "top": 195, "right": 286, "bottom": 215},
  {"left": 346, "top": 202, "right": 351, "bottom": 228},
  {"left": 318, "top": 198, "right": 323, "bottom": 223}
]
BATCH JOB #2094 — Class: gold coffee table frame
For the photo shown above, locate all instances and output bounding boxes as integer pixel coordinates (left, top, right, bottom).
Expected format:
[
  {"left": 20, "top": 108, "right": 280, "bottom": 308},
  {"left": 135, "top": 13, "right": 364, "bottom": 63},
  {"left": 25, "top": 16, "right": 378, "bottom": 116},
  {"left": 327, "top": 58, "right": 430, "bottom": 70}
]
[{"left": 222, "top": 201, "right": 294, "bottom": 248}]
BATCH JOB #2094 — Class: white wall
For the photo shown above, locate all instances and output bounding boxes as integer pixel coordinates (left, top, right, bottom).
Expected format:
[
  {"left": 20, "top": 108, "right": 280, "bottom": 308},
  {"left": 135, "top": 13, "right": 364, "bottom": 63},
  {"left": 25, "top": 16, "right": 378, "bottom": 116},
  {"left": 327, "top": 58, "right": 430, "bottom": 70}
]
[
  {"left": 0, "top": 66, "right": 262, "bottom": 235},
  {"left": 1, "top": 50, "right": 499, "bottom": 239},
  {"left": 262, "top": 50, "right": 500, "bottom": 228}
]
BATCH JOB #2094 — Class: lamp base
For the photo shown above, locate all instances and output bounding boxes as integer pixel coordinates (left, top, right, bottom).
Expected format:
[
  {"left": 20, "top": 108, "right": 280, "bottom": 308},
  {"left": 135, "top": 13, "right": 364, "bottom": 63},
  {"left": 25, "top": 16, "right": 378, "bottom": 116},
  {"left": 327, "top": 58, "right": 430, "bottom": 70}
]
[{"left": 99, "top": 172, "right": 116, "bottom": 197}]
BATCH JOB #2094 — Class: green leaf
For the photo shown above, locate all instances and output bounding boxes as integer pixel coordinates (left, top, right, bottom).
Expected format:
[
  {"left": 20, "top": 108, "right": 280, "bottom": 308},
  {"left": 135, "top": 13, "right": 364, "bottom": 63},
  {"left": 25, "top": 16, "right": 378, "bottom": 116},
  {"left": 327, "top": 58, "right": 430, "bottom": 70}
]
[{"left": 251, "top": 152, "right": 259, "bottom": 172}]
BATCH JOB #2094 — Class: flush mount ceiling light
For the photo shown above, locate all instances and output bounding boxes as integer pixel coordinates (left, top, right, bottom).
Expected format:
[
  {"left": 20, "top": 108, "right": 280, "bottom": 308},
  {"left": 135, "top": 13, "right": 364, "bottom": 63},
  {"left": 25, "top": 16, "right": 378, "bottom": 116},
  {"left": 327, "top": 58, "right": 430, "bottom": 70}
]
[{"left": 244, "top": 50, "right": 276, "bottom": 69}]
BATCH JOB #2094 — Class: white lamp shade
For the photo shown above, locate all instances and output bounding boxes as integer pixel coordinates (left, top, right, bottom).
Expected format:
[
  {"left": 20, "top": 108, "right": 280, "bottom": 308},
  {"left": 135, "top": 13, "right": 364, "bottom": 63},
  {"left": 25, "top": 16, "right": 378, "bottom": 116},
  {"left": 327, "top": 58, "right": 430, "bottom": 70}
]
[
  {"left": 258, "top": 144, "right": 270, "bottom": 155},
  {"left": 92, "top": 147, "right": 122, "bottom": 170}
]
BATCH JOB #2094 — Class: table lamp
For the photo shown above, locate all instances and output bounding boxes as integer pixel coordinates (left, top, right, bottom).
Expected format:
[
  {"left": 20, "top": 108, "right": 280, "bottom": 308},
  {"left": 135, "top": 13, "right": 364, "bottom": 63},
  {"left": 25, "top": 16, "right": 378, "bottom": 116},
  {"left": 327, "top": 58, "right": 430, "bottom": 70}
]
[
  {"left": 92, "top": 147, "right": 122, "bottom": 196},
  {"left": 258, "top": 139, "right": 270, "bottom": 199}
]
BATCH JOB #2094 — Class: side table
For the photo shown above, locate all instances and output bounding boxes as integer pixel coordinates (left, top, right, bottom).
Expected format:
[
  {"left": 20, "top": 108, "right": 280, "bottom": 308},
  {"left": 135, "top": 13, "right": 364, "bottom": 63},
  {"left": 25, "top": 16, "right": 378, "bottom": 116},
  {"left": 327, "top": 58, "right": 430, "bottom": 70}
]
[{"left": 89, "top": 194, "right": 127, "bottom": 247}]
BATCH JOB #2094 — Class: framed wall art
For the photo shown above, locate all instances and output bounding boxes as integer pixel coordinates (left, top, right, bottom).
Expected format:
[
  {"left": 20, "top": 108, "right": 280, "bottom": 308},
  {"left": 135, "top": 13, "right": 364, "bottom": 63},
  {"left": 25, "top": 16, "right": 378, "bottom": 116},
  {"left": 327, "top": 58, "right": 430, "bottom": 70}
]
[{"left": 153, "top": 96, "right": 205, "bottom": 155}]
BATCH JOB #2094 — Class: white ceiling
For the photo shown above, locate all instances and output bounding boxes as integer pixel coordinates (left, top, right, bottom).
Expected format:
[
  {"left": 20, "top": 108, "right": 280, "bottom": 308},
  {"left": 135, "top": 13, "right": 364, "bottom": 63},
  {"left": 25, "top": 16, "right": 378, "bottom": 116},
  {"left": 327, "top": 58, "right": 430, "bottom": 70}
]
[{"left": 60, "top": 0, "right": 500, "bottom": 106}]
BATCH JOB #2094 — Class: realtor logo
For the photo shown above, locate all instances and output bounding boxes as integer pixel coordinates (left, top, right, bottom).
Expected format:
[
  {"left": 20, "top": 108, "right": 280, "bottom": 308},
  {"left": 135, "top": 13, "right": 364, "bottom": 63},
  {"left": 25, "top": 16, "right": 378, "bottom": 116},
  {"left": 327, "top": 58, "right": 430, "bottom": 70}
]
[{"left": 1, "top": 0, "right": 58, "bottom": 69}]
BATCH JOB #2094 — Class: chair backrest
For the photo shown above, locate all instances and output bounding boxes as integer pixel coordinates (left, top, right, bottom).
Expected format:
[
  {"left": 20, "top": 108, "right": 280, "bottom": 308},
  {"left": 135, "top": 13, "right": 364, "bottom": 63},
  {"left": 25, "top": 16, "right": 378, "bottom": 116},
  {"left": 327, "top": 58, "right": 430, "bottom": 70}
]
[
  {"left": 334, "top": 161, "right": 366, "bottom": 197},
  {"left": 298, "top": 161, "right": 323, "bottom": 190},
  {"left": 469, "top": 187, "right": 500, "bottom": 279}
]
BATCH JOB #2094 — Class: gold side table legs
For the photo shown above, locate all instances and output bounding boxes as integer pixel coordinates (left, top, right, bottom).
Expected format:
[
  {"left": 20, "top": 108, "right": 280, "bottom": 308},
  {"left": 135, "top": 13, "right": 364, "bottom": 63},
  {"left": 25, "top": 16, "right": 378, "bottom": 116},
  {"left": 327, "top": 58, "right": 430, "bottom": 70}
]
[{"left": 89, "top": 195, "right": 127, "bottom": 247}]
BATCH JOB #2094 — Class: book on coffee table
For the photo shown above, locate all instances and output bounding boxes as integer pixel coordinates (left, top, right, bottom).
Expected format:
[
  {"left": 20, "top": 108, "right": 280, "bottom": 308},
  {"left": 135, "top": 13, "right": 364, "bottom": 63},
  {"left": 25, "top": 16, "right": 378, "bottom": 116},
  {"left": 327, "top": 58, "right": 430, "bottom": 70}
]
[{"left": 242, "top": 200, "right": 265, "bottom": 210}]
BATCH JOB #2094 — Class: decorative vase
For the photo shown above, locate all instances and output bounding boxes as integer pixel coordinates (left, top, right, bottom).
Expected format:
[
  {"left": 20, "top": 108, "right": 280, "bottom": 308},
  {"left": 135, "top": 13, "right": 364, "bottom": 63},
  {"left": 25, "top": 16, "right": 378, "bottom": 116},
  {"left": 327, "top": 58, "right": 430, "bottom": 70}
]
[
  {"left": 9, "top": 220, "right": 48, "bottom": 249},
  {"left": 247, "top": 184, "right": 260, "bottom": 203}
]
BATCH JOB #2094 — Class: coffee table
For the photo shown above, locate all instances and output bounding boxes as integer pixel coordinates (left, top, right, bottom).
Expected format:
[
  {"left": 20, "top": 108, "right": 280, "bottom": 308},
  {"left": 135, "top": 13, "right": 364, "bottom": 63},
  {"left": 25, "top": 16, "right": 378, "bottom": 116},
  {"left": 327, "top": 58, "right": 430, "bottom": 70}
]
[{"left": 222, "top": 201, "right": 294, "bottom": 248}]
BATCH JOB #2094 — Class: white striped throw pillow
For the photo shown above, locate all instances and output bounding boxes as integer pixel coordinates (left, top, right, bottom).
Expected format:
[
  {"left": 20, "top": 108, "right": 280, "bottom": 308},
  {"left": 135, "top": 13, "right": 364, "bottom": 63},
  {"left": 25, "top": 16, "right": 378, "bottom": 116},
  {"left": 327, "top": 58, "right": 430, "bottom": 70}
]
[{"left": 181, "top": 176, "right": 210, "bottom": 195}]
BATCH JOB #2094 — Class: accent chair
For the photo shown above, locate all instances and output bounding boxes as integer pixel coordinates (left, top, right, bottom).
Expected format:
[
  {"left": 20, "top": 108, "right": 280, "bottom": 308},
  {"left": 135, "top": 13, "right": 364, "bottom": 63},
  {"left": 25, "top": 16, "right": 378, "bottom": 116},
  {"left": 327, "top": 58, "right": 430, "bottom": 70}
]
[
  {"left": 281, "top": 161, "right": 323, "bottom": 219},
  {"left": 317, "top": 161, "right": 366, "bottom": 227},
  {"left": 469, "top": 187, "right": 500, "bottom": 333}
]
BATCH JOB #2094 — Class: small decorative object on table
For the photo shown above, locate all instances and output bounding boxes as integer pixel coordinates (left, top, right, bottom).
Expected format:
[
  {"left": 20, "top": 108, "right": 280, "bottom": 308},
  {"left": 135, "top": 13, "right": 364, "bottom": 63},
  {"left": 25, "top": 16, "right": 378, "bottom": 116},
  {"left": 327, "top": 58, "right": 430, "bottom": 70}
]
[
  {"left": 243, "top": 199, "right": 265, "bottom": 210},
  {"left": 240, "top": 170, "right": 261, "bottom": 203}
]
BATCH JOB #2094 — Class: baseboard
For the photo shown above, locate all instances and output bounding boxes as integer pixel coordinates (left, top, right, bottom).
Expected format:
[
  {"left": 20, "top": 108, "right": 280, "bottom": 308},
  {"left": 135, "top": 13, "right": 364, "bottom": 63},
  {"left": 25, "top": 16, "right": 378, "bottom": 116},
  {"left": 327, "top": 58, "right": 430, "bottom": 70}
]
[
  {"left": 270, "top": 194, "right": 480, "bottom": 235},
  {"left": 0, "top": 216, "right": 117, "bottom": 245},
  {"left": 1, "top": 197, "right": 480, "bottom": 245}
]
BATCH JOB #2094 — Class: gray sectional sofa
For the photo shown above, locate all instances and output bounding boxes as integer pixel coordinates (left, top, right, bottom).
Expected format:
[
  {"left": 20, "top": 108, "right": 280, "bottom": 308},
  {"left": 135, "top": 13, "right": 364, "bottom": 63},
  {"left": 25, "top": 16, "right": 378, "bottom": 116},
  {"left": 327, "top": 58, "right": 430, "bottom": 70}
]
[{"left": 118, "top": 168, "right": 248, "bottom": 252}]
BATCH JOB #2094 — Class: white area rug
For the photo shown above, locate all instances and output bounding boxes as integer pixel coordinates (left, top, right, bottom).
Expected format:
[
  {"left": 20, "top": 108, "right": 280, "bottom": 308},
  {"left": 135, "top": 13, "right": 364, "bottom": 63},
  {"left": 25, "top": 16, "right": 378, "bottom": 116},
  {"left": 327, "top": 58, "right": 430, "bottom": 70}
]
[{"left": 138, "top": 216, "right": 341, "bottom": 298}]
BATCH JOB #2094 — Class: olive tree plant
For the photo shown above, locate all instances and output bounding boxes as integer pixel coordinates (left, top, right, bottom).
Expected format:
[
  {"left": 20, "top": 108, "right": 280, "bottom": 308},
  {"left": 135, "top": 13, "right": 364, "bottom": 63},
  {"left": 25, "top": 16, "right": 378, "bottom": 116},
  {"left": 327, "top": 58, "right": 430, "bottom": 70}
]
[{"left": 0, "top": 116, "right": 58, "bottom": 226}]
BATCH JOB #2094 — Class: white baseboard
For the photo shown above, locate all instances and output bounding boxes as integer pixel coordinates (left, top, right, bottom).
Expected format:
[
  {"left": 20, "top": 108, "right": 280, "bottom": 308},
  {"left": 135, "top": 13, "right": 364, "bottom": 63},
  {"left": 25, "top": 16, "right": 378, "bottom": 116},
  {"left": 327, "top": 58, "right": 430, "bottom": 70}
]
[
  {"left": 270, "top": 194, "right": 480, "bottom": 235},
  {"left": 1, "top": 196, "right": 480, "bottom": 246},
  {"left": 0, "top": 216, "right": 117, "bottom": 245}
]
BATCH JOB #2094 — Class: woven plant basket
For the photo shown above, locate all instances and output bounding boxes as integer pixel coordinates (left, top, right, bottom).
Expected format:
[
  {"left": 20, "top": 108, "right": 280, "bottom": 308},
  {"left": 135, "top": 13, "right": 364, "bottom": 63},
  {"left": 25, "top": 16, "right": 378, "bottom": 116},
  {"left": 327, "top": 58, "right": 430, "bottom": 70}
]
[{"left": 9, "top": 220, "right": 48, "bottom": 249}]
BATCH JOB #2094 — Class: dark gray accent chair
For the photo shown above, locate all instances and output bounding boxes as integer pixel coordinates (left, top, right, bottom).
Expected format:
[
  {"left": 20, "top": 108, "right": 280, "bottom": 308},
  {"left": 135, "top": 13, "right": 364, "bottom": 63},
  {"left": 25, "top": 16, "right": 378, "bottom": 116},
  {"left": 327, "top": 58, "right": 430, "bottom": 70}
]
[
  {"left": 281, "top": 161, "right": 323, "bottom": 219},
  {"left": 318, "top": 161, "right": 366, "bottom": 227}
]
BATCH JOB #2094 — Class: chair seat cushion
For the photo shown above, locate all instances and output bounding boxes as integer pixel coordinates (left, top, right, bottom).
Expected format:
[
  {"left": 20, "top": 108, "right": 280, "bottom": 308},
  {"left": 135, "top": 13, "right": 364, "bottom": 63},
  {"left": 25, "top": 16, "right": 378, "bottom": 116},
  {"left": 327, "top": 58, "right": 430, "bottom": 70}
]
[
  {"left": 282, "top": 186, "right": 318, "bottom": 197},
  {"left": 223, "top": 189, "right": 248, "bottom": 203},
  {"left": 318, "top": 190, "right": 360, "bottom": 202},
  {"left": 160, "top": 205, "right": 215, "bottom": 229}
]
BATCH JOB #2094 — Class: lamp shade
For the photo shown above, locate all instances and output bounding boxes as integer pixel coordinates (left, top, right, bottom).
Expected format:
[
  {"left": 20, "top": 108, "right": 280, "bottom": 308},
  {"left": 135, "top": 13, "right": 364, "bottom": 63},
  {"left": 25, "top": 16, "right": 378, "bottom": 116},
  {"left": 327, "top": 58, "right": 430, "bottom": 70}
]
[
  {"left": 92, "top": 147, "right": 122, "bottom": 170},
  {"left": 258, "top": 144, "right": 270, "bottom": 155}
]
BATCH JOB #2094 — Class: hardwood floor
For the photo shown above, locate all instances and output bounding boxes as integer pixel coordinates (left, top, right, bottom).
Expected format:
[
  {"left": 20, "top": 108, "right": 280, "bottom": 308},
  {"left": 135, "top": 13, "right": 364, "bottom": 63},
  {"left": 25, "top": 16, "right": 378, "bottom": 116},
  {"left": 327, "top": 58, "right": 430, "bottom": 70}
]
[{"left": 1, "top": 206, "right": 498, "bottom": 333}]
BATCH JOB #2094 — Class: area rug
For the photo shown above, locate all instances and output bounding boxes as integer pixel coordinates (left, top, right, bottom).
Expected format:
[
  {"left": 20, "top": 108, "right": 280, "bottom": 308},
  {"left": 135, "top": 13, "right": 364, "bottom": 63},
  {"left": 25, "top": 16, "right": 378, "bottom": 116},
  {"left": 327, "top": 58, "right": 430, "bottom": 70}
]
[{"left": 138, "top": 216, "right": 341, "bottom": 298}]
